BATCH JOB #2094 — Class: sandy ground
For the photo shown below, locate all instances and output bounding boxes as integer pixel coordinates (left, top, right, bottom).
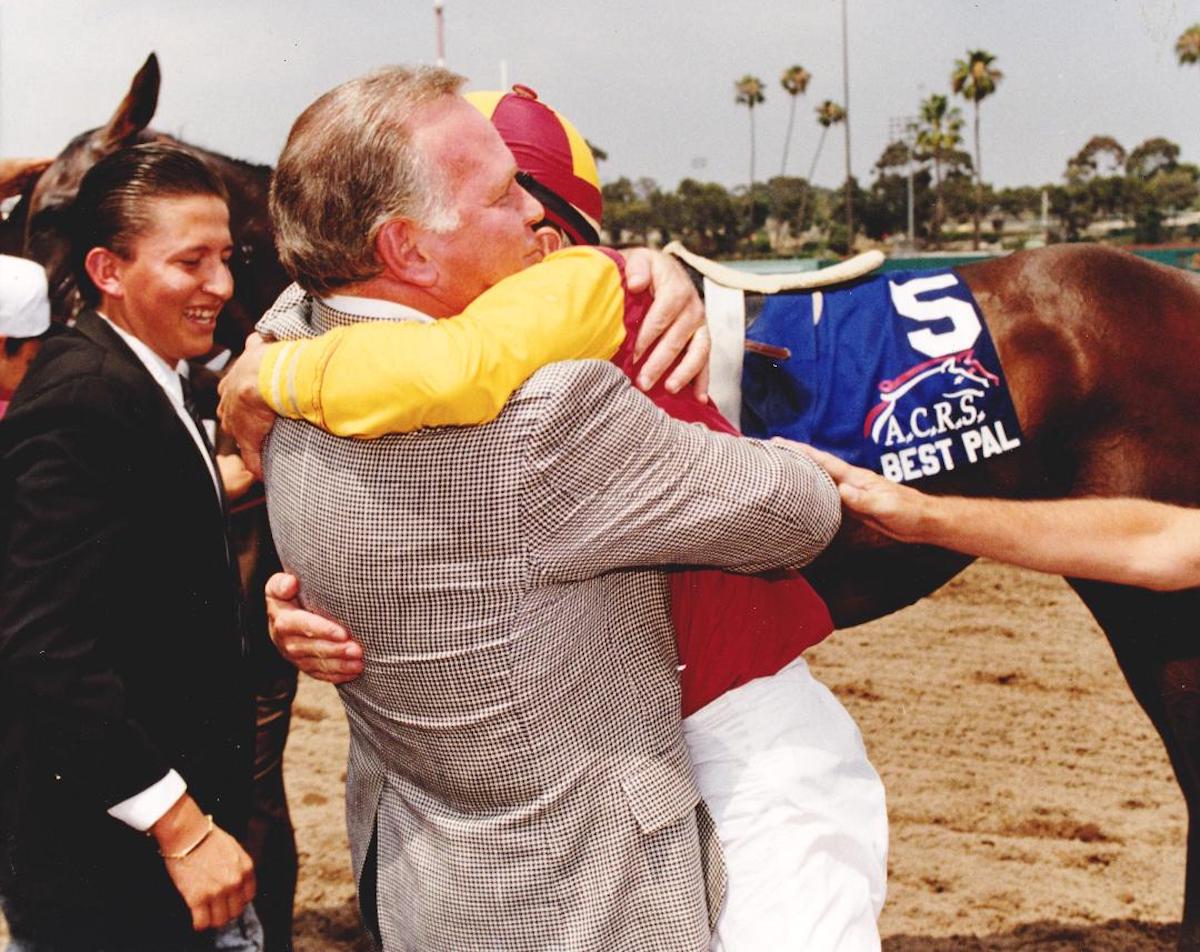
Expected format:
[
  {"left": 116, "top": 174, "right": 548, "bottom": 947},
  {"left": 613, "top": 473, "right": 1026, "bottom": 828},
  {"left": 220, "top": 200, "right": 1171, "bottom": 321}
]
[
  {"left": 286, "top": 560, "right": 1188, "bottom": 950},
  {"left": 3, "top": 559, "right": 1187, "bottom": 949}
]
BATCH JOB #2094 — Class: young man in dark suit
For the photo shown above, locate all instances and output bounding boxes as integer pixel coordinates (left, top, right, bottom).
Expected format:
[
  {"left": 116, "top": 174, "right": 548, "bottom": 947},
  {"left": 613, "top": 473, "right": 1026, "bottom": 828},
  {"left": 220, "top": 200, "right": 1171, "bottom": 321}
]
[{"left": 0, "top": 144, "right": 257, "bottom": 950}]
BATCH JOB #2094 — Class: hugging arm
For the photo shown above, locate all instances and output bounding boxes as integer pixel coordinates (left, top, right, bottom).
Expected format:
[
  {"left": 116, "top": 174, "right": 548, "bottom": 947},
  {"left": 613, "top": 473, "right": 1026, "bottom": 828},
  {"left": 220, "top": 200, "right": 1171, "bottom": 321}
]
[
  {"left": 523, "top": 362, "right": 841, "bottom": 580},
  {"left": 220, "top": 247, "right": 709, "bottom": 473},
  {"left": 264, "top": 365, "right": 836, "bottom": 681}
]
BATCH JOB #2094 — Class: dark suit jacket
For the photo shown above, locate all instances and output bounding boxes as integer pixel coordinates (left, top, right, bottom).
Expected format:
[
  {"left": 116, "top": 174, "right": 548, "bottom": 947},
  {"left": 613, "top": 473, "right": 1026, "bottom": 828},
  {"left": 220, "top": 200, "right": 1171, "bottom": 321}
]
[{"left": 0, "top": 311, "right": 253, "bottom": 946}]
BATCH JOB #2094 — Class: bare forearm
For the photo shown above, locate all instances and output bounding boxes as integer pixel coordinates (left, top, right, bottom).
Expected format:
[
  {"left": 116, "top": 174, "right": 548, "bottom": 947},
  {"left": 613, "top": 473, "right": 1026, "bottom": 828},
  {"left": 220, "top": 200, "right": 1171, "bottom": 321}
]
[
  {"left": 915, "top": 495, "right": 1200, "bottom": 590},
  {"left": 794, "top": 442, "right": 1200, "bottom": 592}
]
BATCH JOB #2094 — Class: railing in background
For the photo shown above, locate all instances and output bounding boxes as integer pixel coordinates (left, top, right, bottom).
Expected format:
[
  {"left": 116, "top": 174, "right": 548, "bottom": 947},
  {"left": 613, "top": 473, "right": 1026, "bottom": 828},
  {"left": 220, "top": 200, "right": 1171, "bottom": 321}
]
[{"left": 728, "top": 245, "right": 1200, "bottom": 274}]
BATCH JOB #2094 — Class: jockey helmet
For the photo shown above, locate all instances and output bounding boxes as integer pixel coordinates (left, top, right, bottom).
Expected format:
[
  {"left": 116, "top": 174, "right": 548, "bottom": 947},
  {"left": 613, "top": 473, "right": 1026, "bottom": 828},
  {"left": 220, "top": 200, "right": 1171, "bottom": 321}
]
[{"left": 465, "top": 85, "right": 602, "bottom": 245}]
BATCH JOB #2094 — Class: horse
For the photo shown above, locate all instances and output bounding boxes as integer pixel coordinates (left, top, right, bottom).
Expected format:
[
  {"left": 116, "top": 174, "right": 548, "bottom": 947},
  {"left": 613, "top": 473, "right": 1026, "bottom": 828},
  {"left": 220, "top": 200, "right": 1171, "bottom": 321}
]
[
  {"left": 8, "top": 54, "right": 1200, "bottom": 951},
  {"left": 790, "top": 244, "right": 1200, "bottom": 949},
  {"left": 14, "top": 53, "right": 287, "bottom": 353}
]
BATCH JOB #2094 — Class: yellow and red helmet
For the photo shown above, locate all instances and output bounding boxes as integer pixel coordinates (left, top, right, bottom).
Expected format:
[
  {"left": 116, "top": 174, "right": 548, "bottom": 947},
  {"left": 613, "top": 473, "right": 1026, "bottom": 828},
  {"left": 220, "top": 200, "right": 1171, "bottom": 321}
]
[{"left": 465, "top": 85, "right": 602, "bottom": 245}]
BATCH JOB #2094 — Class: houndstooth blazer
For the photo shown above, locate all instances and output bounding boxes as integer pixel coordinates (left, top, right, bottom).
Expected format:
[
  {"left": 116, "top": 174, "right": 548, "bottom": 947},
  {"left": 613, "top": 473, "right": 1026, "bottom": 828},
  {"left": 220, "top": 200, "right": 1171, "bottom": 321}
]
[{"left": 260, "top": 290, "right": 841, "bottom": 952}]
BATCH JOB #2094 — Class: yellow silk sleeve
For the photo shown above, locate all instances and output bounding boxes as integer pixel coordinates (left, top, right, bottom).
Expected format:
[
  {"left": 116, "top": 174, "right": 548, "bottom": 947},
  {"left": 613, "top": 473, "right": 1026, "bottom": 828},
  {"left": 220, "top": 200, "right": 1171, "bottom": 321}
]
[{"left": 257, "top": 247, "right": 626, "bottom": 438}]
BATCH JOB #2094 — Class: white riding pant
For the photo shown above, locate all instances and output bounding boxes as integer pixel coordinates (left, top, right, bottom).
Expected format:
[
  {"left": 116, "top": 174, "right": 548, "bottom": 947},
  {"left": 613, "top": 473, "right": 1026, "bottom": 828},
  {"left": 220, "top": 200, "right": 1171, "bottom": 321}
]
[{"left": 684, "top": 656, "right": 888, "bottom": 952}]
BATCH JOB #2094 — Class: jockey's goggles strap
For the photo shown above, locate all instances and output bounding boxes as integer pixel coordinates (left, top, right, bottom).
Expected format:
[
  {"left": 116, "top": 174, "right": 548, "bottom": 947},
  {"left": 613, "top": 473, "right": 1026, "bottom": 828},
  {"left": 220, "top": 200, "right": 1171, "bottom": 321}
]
[{"left": 516, "top": 172, "right": 600, "bottom": 247}]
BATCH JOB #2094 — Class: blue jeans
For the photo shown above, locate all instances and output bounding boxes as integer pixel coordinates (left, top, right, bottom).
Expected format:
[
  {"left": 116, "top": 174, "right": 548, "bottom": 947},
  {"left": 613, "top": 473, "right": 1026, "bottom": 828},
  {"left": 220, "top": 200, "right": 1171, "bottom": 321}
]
[{"left": 4, "top": 903, "right": 263, "bottom": 952}]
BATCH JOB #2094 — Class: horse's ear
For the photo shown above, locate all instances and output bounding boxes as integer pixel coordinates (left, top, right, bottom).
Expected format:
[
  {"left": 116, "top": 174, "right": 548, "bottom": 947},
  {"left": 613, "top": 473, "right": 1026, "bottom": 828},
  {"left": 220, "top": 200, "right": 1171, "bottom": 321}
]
[
  {"left": 96, "top": 53, "right": 161, "bottom": 155},
  {"left": 0, "top": 158, "right": 52, "bottom": 199}
]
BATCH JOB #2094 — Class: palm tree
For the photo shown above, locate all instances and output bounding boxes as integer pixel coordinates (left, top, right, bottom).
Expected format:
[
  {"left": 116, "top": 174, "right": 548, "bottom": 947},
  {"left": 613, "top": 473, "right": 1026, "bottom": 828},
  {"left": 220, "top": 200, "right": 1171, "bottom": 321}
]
[
  {"left": 915, "top": 93, "right": 964, "bottom": 247},
  {"left": 795, "top": 99, "right": 846, "bottom": 231},
  {"left": 1177, "top": 23, "right": 1200, "bottom": 66},
  {"left": 951, "top": 49, "right": 1003, "bottom": 249},
  {"left": 735, "top": 75, "right": 766, "bottom": 189},
  {"left": 779, "top": 65, "right": 812, "bottom": 175}
]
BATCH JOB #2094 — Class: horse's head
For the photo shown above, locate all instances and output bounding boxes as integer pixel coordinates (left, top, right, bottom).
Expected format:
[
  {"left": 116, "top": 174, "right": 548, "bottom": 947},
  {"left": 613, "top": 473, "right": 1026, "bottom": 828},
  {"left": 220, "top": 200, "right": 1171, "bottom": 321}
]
[
  {"left": 29, "top": 54, "right": 161, "bottom": 219},
  {"left": 24, "top": 53, "right": 164, "bottom": 320},
  {"left": 18, "top": 53, "right": 285, "bottom": 353}
]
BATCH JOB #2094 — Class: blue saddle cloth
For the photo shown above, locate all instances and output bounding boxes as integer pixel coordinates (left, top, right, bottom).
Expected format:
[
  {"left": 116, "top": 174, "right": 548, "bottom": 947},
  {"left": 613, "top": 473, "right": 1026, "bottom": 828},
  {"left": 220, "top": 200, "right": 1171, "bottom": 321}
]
[{"left": 741, "top": 269, "right": 1023, "bottom": 483}]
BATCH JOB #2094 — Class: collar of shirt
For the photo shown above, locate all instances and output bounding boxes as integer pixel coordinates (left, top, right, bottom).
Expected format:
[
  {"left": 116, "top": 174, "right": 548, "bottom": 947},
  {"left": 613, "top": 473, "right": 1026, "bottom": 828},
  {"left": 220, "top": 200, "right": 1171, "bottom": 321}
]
[
  {"left": 317, "top": 293, "right": 435, "bottom": 332},
  {"left": 96, "top": 311, "right": 188, "bottom": 403},
  {"left": 95, "top": 311, "right": 222, "bottom": 499}
]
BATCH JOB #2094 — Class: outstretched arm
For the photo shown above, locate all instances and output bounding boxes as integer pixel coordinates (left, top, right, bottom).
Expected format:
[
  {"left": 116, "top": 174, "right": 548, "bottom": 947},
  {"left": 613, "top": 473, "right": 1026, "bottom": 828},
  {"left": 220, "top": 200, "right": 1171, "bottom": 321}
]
[{"left": 796, "top": 442, "right": 1200, "bottom": 591}]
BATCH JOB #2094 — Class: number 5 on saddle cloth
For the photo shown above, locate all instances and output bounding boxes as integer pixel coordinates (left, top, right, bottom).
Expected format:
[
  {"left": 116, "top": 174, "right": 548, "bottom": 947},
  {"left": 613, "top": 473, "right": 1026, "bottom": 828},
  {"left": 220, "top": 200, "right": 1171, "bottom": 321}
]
[{"left": 669, "top": 244, "right": 1024, "bottom": 486}]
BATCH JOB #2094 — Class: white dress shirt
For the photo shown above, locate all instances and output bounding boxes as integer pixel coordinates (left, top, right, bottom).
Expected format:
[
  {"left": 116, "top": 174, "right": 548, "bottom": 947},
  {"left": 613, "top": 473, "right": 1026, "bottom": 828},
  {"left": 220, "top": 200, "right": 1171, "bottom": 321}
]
[
  {"left": 97, "top": 313, "right": 222, "bottom": 499},
  {"left": 97, "top": 312, "right": 222, "bottom": 831}
]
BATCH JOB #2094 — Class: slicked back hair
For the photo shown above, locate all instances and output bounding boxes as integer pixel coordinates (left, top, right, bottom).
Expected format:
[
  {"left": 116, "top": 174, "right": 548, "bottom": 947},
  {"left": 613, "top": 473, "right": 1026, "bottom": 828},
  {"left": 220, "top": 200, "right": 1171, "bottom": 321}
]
[
  {"left": 270, "top": 65, "right": 465, "bottom": 296},
  {"left": 70, "top": 143, "right": 229, "bottom": 306}
]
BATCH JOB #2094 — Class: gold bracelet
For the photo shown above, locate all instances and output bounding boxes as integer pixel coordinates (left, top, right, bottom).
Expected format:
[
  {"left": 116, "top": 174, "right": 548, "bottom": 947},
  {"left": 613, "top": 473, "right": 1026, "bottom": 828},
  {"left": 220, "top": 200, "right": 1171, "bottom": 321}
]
[{"left": 160, "top": 813, "right": 214, "bottom": 860}]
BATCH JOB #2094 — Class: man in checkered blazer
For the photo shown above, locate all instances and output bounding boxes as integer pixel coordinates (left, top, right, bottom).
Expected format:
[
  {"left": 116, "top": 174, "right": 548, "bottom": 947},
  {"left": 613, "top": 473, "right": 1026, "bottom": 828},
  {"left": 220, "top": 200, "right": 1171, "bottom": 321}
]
[{"left": 258, "top": 65, "right": 842, "bottom": 951}]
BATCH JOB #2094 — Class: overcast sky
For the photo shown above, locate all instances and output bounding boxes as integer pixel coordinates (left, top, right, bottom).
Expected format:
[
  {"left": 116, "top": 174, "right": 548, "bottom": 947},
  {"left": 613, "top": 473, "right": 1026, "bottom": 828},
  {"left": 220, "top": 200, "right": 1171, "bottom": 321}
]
[{"left": 3, "top": 1, "right": 1200, "bottom": 194}]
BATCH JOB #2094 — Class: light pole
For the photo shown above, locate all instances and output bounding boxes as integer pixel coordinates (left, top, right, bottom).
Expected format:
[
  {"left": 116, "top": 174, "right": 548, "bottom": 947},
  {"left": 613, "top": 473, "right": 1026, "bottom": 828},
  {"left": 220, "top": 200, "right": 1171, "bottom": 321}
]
[
  {"left": 434, "top": 1, "right": 446, "bottom": 66},
  {"left": 841, "top": 0, "right": 853, "bottom": 248},
  {"left": 889, "top": 115, "right": 917, "bottom": 248}
]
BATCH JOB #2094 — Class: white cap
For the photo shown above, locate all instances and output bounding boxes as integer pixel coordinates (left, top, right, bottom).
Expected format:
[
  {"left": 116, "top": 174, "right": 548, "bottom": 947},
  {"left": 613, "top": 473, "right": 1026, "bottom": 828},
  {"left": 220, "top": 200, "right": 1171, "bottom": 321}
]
[{"left": 0, "top": 254, "right": 50, "bottom": 339}]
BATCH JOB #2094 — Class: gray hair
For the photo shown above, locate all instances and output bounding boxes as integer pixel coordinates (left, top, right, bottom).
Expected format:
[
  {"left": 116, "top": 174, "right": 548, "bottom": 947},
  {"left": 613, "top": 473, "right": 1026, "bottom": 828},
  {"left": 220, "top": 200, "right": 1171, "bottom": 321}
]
[{"left": 269, "top": 65, "right": 465, "bottom": 295}]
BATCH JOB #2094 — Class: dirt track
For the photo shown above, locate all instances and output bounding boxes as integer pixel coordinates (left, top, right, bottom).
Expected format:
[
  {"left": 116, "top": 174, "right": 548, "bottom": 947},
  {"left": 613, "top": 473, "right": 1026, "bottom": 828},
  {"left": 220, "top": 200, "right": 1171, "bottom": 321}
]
[{"left": 287, "top": 559, "right": 1187, "bottom": 950}]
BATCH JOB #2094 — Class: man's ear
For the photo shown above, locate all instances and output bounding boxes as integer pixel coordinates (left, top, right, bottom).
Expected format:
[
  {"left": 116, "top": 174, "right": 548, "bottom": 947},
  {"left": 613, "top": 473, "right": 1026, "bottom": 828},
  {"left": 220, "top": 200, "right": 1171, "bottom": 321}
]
[
  {"left": 534, "top": 226, "right": 564, "bottom": 259},
  {"left": 84, "top": 247, "right": 125, "bottom": 299},
  {"left": 376, "top": 218, "right": 437, "bottom": 287}
]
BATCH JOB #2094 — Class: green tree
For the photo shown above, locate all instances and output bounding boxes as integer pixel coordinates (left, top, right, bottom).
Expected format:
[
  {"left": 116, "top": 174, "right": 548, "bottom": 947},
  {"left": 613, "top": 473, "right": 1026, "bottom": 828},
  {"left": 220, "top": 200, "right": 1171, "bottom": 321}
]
[
  {"left": 741, "top": 182, "right": 774, "bottom": 250},
  {"left": 779, "top": 64, "right": 812, "bottom": 176},
  {"left": 648, "top": 187, "right": 685, "bottom": 245},
  {"left": 1149, "top": 165, "right": 1200, "bottom": 212},
  {"left": 828, "top": 176, "right": 868, "bottom": 254},
  {"left": 1053, "top": 136, "right": 1129, "bottom": 237},
  {"left": 1126, "top": 137, "right": 1181, "bottom": 179},
  {"left": 951, "top": 49, "right": 1003, "bottom": 248},
  {"left": 915, "top": 93, "right": 965, "bottom": 246},
  {"left": 734, "top": 75, "right": 766, "bottom": 190},
  {"left": 942, "top": 168, "right": 979, "bottom": 226},
  {"left": 1176, "top": 23, "right": 1200, "bottom": 68},
  {"left": 874, "top": 138, "right": 913, "bottom": 173},
  {"left": 796, "top": 99, "right": 846, "bottom": 230},
  {"left": 764, "top": 175, "right": 810, "bottom": 248},
  {"left": 993, "top": 185, "right": 1041, "bottom": 220},
  {"left": 676, "top": 178, "right": 744, "bottom": 256},
  {"left": 1048, "top": 183, "right": 1093, "bottom": 241},
  {"left": 1068, "top": 135, "right": 1127, "bottom": 178},
  {"left": 601, "top": 177, "right": 654, "bottom": 245},
  {"left": 868, "top": 137, "right": 929, "bottom": 243},
  {"left": 1124, "top": 137, "right": 1198, "bottom": 243},
  {"left": 862, "top": 160, "right": 934, "bottom": 242}
]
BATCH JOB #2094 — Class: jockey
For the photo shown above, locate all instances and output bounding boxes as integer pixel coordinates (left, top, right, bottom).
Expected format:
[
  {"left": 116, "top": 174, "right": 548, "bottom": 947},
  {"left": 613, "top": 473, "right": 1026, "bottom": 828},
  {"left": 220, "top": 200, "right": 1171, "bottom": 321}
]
[
  {"left": 462, "top": 85, "right": 841, "bottom": 715},
  {"left": 231, "top": 87, "right": 889, "bottom": 949}
]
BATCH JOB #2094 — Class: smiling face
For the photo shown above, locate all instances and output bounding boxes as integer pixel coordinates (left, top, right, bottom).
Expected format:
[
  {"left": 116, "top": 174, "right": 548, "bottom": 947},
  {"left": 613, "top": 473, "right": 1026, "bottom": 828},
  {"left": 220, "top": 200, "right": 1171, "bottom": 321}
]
[
  {"left": 410, "top": 97, "right": 544, "bottom": 314},
  {"left": 97, "top": 194, "right": 234, "bottom": 365}
]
